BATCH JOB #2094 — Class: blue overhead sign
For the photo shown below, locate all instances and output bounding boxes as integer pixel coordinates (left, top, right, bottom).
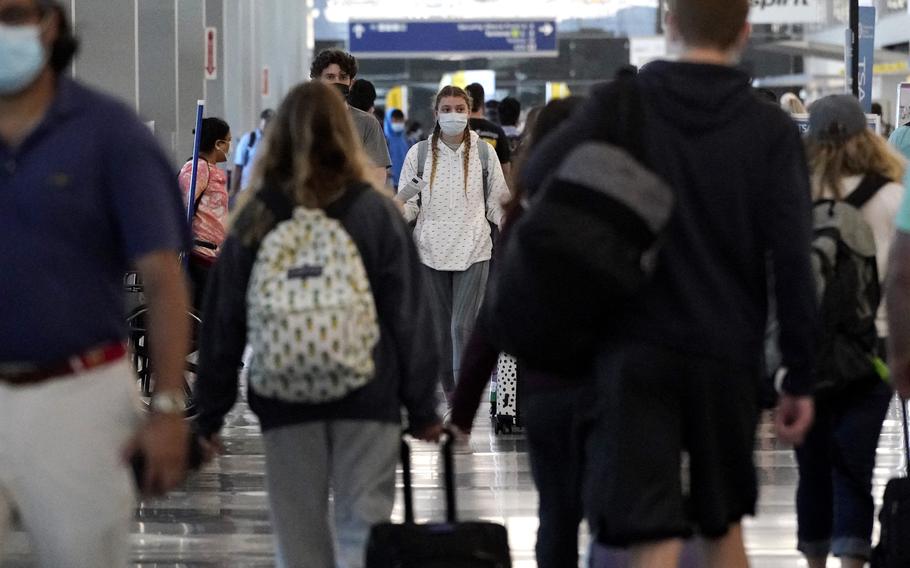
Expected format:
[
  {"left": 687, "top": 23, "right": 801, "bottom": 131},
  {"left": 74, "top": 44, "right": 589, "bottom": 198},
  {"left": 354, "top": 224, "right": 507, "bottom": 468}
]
[{"left": 348, "top": 20, "right": 558, "bottom": 59}]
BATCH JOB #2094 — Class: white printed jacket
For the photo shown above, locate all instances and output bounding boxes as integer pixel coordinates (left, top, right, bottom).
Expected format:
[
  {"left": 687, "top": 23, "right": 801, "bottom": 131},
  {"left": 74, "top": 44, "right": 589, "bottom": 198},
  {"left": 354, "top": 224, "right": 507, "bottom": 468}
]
[{"left": 399, "top": 131, "right": 509, "bottom": 272}]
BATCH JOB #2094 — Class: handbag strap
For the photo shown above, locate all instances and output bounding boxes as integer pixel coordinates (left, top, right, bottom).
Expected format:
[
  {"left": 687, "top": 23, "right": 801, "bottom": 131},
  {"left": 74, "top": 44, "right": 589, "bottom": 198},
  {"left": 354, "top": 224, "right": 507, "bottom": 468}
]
[{"left": 192, "top": 161, "right": 212, "bottom": 215}]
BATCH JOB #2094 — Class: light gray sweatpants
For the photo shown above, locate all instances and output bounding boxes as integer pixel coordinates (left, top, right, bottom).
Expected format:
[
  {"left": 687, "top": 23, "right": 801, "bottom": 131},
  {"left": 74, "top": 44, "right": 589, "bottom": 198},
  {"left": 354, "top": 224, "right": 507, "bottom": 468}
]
[
  {"left": 262, "top": 420, "right": 400, "bottom": 568},
  {"left": 423, "top": 260, "right": 490, "bottom": 395}
]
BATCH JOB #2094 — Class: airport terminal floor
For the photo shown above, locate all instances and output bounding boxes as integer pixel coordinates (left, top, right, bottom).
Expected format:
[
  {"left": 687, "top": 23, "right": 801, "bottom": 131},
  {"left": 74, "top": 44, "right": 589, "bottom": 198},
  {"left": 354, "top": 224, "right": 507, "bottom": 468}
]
[{"left": 1, "top": 390, "right": 906, "bottom": 568}]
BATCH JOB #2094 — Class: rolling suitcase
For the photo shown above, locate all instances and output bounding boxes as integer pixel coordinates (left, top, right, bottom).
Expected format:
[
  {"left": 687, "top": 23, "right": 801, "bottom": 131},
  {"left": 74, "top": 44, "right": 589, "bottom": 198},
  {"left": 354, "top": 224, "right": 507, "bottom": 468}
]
[
  {"left": 366, "top": 430, "right": 512, "bottom": 567},
  {"left": 492, "top": 353, "right": 520, "bottom": 434},
  {"left": 872, "top": 397, "right": 910, "bottom": 568}
]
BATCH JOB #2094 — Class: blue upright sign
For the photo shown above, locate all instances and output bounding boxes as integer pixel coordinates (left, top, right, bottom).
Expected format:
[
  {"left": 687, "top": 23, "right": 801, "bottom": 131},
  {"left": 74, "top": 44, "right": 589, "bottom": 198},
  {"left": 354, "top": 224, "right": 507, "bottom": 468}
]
[
  {"left": 858, "top": 5, "right": 876, "bottom": 113},
  {"left": 846, "top": 6, "right": 876, "bottom": 112},
  {"left": 348, "top": 20, "right": 558, "bottom": 59}
]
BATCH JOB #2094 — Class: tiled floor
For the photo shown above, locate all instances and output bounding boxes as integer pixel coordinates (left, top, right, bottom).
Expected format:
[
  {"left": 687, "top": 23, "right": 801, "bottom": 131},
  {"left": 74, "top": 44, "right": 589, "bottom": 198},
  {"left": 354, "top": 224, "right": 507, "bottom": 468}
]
[{"left": 1, "top": 392, "right": 907, "bottom": 567}]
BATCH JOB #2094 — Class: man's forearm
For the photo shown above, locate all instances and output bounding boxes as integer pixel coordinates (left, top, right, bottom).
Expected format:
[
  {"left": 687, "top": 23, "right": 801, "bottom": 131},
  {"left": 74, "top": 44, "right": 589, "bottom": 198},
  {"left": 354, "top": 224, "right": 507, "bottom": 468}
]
[{"left": 136, "top": 251, "right": 191, "bottom": 393}]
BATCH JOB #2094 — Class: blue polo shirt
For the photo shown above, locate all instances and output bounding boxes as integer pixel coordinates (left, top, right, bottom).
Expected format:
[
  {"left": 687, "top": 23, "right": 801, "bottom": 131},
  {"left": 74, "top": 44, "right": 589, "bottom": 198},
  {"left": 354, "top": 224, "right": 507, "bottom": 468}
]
[{"left": 0, "top": 77, "right": 188, "bottom": 364}]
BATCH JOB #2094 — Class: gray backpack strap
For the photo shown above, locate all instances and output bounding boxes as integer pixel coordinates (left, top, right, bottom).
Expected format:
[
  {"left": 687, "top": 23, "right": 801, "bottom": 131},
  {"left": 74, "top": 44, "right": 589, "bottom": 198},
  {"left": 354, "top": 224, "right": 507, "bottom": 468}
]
[
  {"left": 416, "top": 140, "right": 428, "bottom": 180},
  {"left": 477, "top": 139, "right": 491, "bottom": 202}
]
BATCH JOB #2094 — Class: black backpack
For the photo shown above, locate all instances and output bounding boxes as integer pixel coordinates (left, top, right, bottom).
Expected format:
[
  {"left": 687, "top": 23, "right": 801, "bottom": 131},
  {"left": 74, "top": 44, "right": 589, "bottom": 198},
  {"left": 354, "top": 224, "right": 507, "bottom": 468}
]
[
  {"left": 872, "top": 399, "right": 910, "bottom": 568},
  {"left": 811, "top": 174, "right": 886, "bottom": 393},
  {"left": 484, "top": 76, "right": 674, "bottom": 375}
]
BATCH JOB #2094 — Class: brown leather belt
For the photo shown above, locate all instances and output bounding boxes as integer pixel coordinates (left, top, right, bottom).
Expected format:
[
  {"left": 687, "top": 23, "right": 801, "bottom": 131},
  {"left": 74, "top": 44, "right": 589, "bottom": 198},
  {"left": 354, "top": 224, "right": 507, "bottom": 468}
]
[{"left": 0, "top": 343, "right": 127, "bottom": 386}]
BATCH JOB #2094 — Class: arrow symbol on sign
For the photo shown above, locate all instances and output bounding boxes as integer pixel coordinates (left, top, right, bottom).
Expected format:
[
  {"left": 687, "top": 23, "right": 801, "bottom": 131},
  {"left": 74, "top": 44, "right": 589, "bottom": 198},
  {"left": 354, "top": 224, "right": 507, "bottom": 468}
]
[
  {"left": 206, "top": 31, "right": 216, "bottom": 75},
  {"left": 353, "top": 24, "right": 366, "bottom": 39},
  {"left": 539, "top": 23, "right": 554, "bottom": 36}
]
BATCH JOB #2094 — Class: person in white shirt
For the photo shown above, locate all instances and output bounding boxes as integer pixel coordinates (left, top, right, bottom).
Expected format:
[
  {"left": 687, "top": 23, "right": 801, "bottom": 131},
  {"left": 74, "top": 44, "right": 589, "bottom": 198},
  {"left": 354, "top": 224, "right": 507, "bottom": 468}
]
[
  {"left": 797, "top": 94, "right": 904, "bottom": 568},
  {"left": 398, "top": 85, "right": 509, "bottom": 402}
]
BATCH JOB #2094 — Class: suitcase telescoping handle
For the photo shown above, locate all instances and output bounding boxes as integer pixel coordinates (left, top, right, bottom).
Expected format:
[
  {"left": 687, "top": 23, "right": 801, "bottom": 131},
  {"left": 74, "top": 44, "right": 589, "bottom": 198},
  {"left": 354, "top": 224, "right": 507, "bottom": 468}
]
[
  {"left": 400, "top": 428, "right": 457, "bottom": 525},
  {"left": 902, "top": 397, "right": 909, "bottom": 476}
]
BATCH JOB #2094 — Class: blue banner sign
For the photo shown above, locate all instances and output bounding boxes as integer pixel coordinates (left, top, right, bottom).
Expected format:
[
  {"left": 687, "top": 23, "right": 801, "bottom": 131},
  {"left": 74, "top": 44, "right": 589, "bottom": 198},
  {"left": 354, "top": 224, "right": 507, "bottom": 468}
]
[
  {"left": 858, "top": 5, "right": 876, "bottom": 113},
  {"left": 348, "top": 20, "right": 558, "bottom": 59},
  {"left": 845, "top": 6, "right": 876, "bottom": 112}
]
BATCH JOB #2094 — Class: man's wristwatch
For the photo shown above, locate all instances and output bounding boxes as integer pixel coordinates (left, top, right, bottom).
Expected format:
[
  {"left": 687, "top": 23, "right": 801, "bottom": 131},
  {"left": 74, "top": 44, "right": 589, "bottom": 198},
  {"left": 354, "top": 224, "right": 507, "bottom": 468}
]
[{"left": 150, "top": 390, "right": 185, "bottom": 415}]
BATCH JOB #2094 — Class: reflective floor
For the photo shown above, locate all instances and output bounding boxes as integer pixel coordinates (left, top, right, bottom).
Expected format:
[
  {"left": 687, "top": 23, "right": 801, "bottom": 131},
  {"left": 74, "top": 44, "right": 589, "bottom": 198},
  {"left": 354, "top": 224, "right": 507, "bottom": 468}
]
[{"left": 1, "top": 392, "right": 907, "bottom": 567}]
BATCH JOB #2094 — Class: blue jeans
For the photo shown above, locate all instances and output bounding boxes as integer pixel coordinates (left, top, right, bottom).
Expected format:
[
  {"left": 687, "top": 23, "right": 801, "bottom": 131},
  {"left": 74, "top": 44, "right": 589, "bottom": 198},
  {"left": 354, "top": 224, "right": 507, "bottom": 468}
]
[{"left": 796, "top": 380, "right": 893, "bottom": 560}]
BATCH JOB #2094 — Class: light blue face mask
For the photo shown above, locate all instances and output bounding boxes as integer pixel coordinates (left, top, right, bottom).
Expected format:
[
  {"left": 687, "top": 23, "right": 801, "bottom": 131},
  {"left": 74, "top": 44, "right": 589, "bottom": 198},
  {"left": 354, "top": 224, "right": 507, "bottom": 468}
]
[
  {"left": 390, "top": 122, "right": 405, "bottom": 134},
  {"left": 0, "top": 23, "right": 46, "bottom": 95}
]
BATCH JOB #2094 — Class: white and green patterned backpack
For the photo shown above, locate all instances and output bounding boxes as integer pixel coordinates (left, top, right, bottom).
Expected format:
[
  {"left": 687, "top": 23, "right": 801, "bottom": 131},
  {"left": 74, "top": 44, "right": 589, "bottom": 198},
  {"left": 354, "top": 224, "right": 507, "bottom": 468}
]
[{"left": 246, "top": 201, "right": 380, "bottom": 404}]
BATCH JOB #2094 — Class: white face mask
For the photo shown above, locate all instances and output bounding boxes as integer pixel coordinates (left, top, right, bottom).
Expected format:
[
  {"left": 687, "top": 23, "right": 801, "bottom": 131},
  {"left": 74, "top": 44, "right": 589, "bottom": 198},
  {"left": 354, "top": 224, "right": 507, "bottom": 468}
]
[
  {"left": 0, "top": 23, "right": 46, "bottom": 95},
  {"left": 215, "top": 140, "right": 231, "bottom": 163},
  {"left": 438, "top": 112, "right": 468, "bottom": 136}
]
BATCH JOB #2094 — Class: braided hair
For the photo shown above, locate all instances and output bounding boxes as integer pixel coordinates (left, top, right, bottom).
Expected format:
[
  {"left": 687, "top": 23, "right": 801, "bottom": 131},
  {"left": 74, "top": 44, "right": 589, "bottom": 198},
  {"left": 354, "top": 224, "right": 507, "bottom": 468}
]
[{"left": 429, "top": 86, "right": 473, "bottom": 195}]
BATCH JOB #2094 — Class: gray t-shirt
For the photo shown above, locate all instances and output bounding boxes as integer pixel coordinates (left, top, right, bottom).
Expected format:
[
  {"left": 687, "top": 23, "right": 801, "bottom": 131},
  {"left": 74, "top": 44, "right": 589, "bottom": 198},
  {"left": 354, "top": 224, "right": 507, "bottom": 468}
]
[{"left": 349, "top": 106, "right": 392, "bottom": 169}]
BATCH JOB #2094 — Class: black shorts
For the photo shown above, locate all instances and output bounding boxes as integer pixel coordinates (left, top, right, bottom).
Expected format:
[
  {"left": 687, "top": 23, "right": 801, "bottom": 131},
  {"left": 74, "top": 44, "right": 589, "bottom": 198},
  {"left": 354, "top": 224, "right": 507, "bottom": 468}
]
[{"left": 585, "top": 341, "right": 761, "bottom": 546}]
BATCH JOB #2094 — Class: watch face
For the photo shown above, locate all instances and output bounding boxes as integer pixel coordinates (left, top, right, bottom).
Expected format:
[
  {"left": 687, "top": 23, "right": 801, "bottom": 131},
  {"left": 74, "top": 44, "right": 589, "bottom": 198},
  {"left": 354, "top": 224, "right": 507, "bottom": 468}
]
[{"left": 152, "top": 392, "right": 185, "bottom": 414}]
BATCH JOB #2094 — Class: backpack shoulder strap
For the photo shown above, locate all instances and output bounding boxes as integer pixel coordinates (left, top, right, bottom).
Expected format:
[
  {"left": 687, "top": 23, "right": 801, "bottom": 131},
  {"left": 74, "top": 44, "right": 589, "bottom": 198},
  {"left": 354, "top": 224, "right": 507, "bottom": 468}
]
[
  {"left": 477, "top": 138, "right": 491, "bottom": 202},
  {"left": 416, "top": 140, "right": 428, "bottom": 179},
  {"left": 248, "top": 130, "right": 257, "bottom": 148},
  {"left": 610, "top": 75, "right": 646, "bottom": 164},
  {"left": 844, "top": 173, "right": 890, "bottom": 209}
]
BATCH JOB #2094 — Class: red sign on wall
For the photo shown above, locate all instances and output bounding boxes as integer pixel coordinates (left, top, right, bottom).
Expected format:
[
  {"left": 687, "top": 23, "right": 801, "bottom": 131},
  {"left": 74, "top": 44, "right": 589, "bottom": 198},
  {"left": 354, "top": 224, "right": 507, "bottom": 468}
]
[{"left": 205, "top": 27, "right": 217, "bottom": 80}]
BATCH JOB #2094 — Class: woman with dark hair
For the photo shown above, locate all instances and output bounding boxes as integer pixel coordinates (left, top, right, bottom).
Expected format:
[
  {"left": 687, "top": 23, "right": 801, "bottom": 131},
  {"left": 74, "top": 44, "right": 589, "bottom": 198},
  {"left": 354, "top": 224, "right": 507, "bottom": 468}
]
[
  {"left": 449, "top": 96, "right": 587, "bottom": 568},
  {"left": 192, "top": 82, "right": 441, "bottom": 568},
  {"left": 397, "top": 85, "right": 510, "bottom": 403},
  {"left": 348, "top": 78, "right": 377, "bottom": 113},
  {"left": 177, "top": 117, "right": 232, "bottom": 309}
]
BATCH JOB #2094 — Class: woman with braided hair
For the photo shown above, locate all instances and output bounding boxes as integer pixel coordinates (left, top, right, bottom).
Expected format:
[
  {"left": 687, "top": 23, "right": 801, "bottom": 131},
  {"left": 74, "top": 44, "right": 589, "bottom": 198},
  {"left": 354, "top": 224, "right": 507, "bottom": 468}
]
[{"left": 399, "top": 85, "right": 509, "bottom": 404}]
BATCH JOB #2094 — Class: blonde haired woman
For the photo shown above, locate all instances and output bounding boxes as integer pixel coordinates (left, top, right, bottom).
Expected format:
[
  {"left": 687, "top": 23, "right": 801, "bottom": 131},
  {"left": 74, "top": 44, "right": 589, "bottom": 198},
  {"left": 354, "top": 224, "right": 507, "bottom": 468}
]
[
  {"left": 192, "top": 82, "right": 442, "bottom": 568},
  {"left": 780, "top": 92, "right": 807, "bottom": 115},
  {"left": 398, "top": 86, "right": 509, "bottom": 402},
  {"left": 797, "top": 95, "right": 904, "bottom": 568}
]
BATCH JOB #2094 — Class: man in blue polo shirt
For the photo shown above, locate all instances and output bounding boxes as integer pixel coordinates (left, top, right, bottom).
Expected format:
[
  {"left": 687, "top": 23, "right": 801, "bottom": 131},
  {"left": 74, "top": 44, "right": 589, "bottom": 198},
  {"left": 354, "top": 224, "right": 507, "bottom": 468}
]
[{"left": 0, "top": 1, "right": 192, "bottom": 565}]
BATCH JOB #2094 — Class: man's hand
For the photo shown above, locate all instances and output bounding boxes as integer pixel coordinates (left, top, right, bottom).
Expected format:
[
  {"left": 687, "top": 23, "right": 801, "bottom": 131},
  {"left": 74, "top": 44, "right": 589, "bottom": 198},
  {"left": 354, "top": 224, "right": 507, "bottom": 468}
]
[
  {"left": 199, "top": 434, "right": 225, "bottom": 464},
  {"left": 412, "top": 421, "right": 444, "bottom": 443},
  {"left": 774, "top": 394, "right": 814, "bottom": 447},
  {"left": 122, "top": 414, "right": 189, "bottom": 496}
]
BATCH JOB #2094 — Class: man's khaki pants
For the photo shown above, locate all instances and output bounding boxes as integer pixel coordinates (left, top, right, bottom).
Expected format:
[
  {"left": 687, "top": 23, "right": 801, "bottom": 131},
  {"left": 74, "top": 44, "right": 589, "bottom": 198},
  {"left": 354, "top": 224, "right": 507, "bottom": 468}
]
[{"left": 0, "top": 359, "right": 140, "bottom": 567}]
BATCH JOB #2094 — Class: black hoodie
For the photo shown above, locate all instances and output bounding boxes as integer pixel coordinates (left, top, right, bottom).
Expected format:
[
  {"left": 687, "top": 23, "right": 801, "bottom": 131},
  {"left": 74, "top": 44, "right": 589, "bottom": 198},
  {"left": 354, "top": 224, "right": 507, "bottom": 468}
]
[
  {"left": 522, "top": 61, "right": 817, "bottom": 395},
  {"left": 193, "top": 184, "right": 441, "bottom": 437}
]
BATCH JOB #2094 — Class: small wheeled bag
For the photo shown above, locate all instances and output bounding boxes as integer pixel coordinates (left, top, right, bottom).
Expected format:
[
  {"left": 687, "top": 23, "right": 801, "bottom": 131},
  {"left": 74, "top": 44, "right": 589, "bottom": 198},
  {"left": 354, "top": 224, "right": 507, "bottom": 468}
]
[
  {"left": 365, "top": 430, "right": 512, "bottom": 567},
  {"left": 492, "top": 353, "right": 520, "bottom": 434},
  {"left": 872, "top": 397, "right": 910, "bottom": 568}
]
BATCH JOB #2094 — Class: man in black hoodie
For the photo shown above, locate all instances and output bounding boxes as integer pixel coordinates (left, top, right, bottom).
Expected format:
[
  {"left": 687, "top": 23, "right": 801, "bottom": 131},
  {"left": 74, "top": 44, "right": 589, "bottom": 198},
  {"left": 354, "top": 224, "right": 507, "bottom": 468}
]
[{"left": 522, "top": 0, "right": 816, "bottom": 566}]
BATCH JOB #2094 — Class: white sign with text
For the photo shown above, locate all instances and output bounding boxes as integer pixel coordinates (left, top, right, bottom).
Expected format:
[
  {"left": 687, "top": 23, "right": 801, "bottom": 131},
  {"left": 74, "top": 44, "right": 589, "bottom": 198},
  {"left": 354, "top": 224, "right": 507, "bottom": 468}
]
[{"left": 749, "top": 0, "right": 823, "bottom": 24}]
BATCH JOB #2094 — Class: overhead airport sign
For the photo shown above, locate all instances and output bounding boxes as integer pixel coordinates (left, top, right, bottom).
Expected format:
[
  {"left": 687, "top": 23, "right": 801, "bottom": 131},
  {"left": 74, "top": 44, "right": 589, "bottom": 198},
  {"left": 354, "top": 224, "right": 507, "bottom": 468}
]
[
  {"left": 348, "top": 20, "right": 558, "bottom": 58},
  {"left": 749, "top": 0, "right": 823, "bottom": 24}
]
